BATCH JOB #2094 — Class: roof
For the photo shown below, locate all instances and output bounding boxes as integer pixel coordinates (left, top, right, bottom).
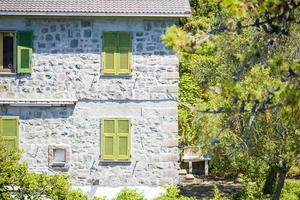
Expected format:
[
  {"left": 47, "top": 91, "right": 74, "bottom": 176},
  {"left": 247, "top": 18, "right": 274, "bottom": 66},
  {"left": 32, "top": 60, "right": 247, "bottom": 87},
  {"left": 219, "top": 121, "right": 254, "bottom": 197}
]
[{"left": 0, "top": 0, "right": 191, "bottom": 17}]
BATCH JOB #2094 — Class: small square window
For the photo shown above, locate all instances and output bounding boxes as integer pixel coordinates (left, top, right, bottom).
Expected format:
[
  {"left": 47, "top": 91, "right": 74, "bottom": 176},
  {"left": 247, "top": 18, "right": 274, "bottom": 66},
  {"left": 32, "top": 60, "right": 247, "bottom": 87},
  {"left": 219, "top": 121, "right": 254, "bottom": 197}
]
[
  {"left": 48, "top": 144, "right": 71, "bottom": 171},
  {"left": 53, "top": 149, "right": 66, "bottom": 163},
  {"left": 0, "top": 31, "right": 16, "bottom": 73}
]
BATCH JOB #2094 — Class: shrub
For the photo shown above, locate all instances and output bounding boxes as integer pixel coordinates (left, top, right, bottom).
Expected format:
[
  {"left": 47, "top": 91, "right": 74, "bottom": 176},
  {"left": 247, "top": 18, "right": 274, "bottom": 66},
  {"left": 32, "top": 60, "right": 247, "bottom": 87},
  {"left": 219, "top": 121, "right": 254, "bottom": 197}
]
[
  {"left": 231, "top": 183, "right": 269, "bottom": 200},
  {"left": 280, "top": 180, "right": 300, "bottom": 200},
  {"left": 154, "top": 185, "right": 196, "bottom": 200},
  {"left": 0, "top": 141, "right": 99, "bottom": 200},
  {"left": 213, "top": 185, "right": 228, "bottom": 200},
  {"left": 231, "top": 180, "right": 300, "bottom": 200},
  {"left": 288, "top": 161, "right": 300, "bottom": 178},
  {"left": 114, "top": 188, "right": 145, "bottom": 200}
]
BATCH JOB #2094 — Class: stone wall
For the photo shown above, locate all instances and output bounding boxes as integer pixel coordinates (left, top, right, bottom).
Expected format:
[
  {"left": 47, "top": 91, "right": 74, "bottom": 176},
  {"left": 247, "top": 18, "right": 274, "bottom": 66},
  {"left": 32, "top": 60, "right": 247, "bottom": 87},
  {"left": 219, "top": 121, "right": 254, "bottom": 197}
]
[
  {"left": 0, "top": 18, "right": 179, "bottom": 100},
  {"left": 0, "top": 17, "right": 179, "bottom": 186}
]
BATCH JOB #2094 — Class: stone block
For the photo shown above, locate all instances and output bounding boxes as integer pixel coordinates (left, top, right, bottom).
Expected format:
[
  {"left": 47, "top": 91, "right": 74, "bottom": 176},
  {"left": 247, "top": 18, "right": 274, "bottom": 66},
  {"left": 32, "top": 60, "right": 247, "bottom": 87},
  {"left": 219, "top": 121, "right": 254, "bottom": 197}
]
[
  {"left": 84, "top": 30, "right": 92, "bottom": 38},
  {"left": 81, "top": 20, "right": 91, "bottom": 27},
  {"left": 148, "top": 85, "right": 178, "bottom": 93},
  {"left": 159, "top": 153, "right": 178, "bottom": 162},
  {"left": 179, "top": 169, "right": 187, "bottom": 175},
  {"left": 160, "top": 72, "right": 179, "bottom": 80},
  {"left": 70, "top": 39, "right": 79, "bottom": 48},
  {"left": 148, "top": 86, "right": 165, "bottom": 93},
  {"left": 163, "top": 170, "right": 178, "bottom": 177},
  {"left": 186, "top": 174, "right": 194, "bottom": 180},
  {"left": 45, "top": 34, "right": 53, "bottom": 41},
  {"left": 161, "top": 122, "right": 178, "bottom": 133},
  {"left": 161, "top": 139, "right": 178, "bottom": 147}
]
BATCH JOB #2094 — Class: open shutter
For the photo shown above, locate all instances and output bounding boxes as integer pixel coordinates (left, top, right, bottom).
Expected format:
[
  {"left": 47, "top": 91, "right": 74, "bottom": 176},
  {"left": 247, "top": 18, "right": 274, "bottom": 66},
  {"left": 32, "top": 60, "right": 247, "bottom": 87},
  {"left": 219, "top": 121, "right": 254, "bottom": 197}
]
[
  {"left": 102, "top": 32, "right": 117, "bottom": 75},
  {"left": 101, "top": 119, "right": 116, "bottom": 160},
  {"left": 0, "top": 117, "right": 19, "bottom": 150},
  {"left": 17, "top": 31, "right": 33, "bottom": 74},
  {"left": 116, "top": 119, "right": 131, "bottom": 160},
  {"left": 117, "top": 32, "right": 132, "bottom": 75},
  {"left": 0, "top": 33, "right": 3, "bottom": 69}
]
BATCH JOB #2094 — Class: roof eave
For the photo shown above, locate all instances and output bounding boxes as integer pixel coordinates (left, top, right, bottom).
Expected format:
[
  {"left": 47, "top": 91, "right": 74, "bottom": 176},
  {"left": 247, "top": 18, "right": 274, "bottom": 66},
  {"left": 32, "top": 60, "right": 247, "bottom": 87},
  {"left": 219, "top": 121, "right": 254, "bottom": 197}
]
[{"left": 0, "top": 11, "right": 191, "bottom": 18}]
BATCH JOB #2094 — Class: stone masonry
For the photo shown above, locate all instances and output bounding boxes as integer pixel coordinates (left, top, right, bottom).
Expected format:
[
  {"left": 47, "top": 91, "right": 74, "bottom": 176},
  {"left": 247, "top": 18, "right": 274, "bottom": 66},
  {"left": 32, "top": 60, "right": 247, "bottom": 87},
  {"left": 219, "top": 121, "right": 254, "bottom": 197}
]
[{"left": 0, "top": 17, "right": 179, "bottom": 186}]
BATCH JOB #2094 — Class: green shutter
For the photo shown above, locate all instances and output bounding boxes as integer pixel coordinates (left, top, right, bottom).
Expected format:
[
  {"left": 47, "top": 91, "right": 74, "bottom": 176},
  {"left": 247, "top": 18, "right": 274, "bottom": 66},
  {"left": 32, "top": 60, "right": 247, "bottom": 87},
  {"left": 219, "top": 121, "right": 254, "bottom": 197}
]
[
  {"left": 0, "top": 117, "right": 19, "bottom": 150},
  {"left": 101, "top": 119, "right": 116, "bottom": 160},
  {"left": 102, "top": 32, "right": 117, "bottom": 74},
  {"left": 101, "top": 118, "right": 131, "bottom": 161},
  {"left": 117, "top": 32, "right": 132, "bottom": 75},
  {"left": 17, "top": 31, "right": 33, "bottom": 74},
  {"left": 116, "top": 119, "right": 131, "bottom": 160}
]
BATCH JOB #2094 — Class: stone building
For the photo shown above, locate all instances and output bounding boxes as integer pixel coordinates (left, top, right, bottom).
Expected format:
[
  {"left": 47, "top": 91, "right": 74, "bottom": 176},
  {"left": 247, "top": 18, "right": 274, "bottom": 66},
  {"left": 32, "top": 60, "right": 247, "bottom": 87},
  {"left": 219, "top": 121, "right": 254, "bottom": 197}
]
[{"left": 0, "top": 0, "right": 190, "bottom": 195}]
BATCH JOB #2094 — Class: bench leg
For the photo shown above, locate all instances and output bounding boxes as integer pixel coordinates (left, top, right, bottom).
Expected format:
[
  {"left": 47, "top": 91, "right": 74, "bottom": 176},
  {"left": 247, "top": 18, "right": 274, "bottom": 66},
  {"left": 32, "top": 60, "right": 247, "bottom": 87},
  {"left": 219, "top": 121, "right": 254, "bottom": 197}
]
[
  {"left": 189, "top": 161, "right": 192, "bottom": 174},
  {"left": 205, "top": 160, "right": 209, "bottom": 176}
]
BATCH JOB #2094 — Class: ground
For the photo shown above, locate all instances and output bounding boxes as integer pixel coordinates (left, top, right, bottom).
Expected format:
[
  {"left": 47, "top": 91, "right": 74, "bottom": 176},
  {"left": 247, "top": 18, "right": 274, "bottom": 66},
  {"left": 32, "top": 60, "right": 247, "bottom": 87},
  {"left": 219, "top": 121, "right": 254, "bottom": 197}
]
[{"left": 179, "top": 176, "right": 242, "bottom": 200}]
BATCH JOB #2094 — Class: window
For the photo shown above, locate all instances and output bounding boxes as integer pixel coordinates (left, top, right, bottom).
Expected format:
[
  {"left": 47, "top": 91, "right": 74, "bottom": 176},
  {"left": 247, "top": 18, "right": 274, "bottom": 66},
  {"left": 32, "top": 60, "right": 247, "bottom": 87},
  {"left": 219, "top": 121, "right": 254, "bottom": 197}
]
[
  {"left": 102, "top": 32, "right": 132, "bottom": 75},
  {"left": 48, "top": 144, "right": 71, "bottom": 170},
  {"left": 0, "top": 116, "right": 19, "bottom": 150},
  {"left": 0, "top": 31, "right": 32, "bottom": 74},
  {"left": 0, "top": 32, "right": 16, "bottom": 73},
  {"left": 53, "top": 149, "right": 66, "bottom": 163},
  {"left": 101, "top": 118, "right": 131, "bottom": 161}
]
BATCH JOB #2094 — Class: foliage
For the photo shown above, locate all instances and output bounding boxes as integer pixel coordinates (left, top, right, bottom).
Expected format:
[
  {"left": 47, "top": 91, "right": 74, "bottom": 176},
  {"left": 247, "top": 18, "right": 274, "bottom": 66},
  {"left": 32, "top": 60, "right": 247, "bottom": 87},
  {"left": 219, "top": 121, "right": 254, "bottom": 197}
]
[
  {"left": 114, "top": 188, "right": 145, "bottom": 200},
  {"left": 231, "top": 183, "right": 269, "bottom": 200},
  {"left": 280, "top": 180, "right": 300, "bottom": 200},
  {"left": 288, "top": 161, "right": 300, "bottom": 178},
  {"left": 154, "top": 185, "right": 196, "bottom": 200},
  {"left": 0, "top": 141, "right": 99, "bottom": 200},
  {"left": 162, "top": 0, "right": 300, "bottom": 199},
  {"left": 213, "top": 185, "right": 228, "bottom": 200},
  {"left": 232, "top": 180, "right": 300, "bottom": 200}
]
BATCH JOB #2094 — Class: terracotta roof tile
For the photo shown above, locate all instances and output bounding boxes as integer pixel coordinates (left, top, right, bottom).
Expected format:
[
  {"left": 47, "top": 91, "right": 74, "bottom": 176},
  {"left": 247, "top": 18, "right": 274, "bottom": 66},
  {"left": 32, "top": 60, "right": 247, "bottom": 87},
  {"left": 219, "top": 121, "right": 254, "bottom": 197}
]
[{"left": 0, "top": 0, "right": 191, "bottom": 17}]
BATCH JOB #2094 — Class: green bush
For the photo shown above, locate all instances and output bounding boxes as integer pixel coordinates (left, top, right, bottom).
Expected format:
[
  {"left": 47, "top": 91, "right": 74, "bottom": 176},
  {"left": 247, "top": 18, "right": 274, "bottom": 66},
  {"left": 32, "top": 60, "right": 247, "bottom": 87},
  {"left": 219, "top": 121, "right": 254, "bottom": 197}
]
[
  {"left": 288, "top": 162, "right": 300, "bottom": 178},
  {"left": 280, "top": 180, "right": 300, "bottom": 200},
  {"left": 231, "top": 183, "right": 269, "bottom": 200},
  {"left": 0, "top": 141, "right": 99, "bottom": 200},
  {"left": 114, "top": 188, "right": 145, "bottom": 200},
  {"left": 231, "top": 180, "right": 300, "bottom": 200},
  {"left": 213, "top": 185, "right": 228, "bottom": 200},
  {"left": 154, "top": 185, "right": 196, "bottom": 200}
]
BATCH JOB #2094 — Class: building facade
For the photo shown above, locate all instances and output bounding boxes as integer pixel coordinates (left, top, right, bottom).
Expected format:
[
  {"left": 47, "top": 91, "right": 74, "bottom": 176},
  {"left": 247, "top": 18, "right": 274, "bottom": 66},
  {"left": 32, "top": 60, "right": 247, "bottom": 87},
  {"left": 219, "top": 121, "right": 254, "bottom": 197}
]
[{"left": 0, "top": 0, "right": 190, "bottom": 188}]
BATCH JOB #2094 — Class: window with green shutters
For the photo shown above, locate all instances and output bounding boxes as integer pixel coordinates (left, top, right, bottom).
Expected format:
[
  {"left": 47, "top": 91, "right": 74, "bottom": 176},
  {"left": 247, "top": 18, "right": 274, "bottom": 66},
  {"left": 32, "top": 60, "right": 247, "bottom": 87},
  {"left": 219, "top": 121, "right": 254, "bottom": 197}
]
[
  {"left": 0, "top": 117, "right": 19, "bottom": 150},
  {"left": 102, "top": 32, "right": 132, "bottom": 75},
  {"left": 0, "top": 30, "right": 32, "bottom": 74},
  {"left": 101, "top": 118, "right": 131, "bottom": 161},
  {"left": 17, "top": 31, "right": 33, "bottom": 74}
]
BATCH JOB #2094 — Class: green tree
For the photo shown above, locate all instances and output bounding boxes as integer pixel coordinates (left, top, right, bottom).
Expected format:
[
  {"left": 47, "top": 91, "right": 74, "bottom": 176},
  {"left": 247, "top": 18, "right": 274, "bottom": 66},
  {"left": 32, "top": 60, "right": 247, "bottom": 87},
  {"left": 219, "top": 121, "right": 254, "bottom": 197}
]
[{"left": 163, "top": 0, "right": 300, "bottom": 199}]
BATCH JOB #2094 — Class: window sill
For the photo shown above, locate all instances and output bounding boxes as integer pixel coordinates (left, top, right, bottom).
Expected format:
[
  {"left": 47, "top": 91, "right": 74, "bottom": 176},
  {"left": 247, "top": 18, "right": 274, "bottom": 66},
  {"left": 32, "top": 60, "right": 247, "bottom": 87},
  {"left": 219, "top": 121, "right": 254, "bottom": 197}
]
[
  {"left": 100, "top": 160, "right": 131, "bottom": 163},
  {"left": 49, "top": 162, "right": 70, "bottom": 172},
  {"left": 51, "top": 162, "right": 66, "bottom": 167},
  {"left": 101, "top": 74, "right": 132, "bottom": 78},
  {"left": 0, "top": 71, "right": 16, "bottom": 75}
]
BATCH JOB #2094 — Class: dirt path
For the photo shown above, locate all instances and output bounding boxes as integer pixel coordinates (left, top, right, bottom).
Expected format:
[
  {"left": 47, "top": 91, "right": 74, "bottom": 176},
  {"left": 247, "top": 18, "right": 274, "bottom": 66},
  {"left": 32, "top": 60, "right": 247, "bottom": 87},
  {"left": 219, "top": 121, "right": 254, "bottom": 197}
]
[{"left": 179, "top": 176, "right": 242, "bottom": 199}]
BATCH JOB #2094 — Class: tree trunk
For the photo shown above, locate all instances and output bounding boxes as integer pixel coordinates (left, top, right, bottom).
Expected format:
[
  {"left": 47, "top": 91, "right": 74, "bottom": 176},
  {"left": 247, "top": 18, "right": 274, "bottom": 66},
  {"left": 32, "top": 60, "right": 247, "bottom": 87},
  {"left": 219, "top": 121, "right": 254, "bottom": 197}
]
[
  {"left": 263, "top": 166, "right": 277, "bottom": 195},
  {"left": 273, "top": 169, "right": 288, "bottom": 200}
]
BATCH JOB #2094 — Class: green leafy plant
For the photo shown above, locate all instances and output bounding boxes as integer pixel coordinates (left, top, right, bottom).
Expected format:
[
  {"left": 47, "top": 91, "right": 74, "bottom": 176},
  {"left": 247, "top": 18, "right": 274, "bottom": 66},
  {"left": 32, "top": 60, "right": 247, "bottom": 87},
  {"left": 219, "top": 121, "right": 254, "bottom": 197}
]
[
  {"left": 288, "top": 161, "right": 300, "bottom": 178},
  {"left": 114, "top": 188, "right": 145, "bottom": 200},
  {"left": 0, "top": 140, "right": 99, "bottom": 200},
  {"left": 280, "top": 180, "right": 300, "bottom": 200},
  {"left": 154, "top": 185, "right": 196, "bottom": 200},
  {"left": 213, "top": 185, "right": 228, "bottom": 200}
]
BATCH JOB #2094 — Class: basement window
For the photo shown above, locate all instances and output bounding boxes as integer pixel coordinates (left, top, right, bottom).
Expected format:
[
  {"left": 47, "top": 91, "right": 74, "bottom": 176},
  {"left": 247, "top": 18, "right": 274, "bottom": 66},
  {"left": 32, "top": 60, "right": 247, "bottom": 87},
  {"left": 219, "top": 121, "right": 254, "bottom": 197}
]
[
  {"left": 0, "top": 31, "right": 16, "bottom": 73},
  {"left": 48, "top": 144, "right": 71, "bottom": 171},
  {"left": 53, "top": 149, "right": 66, "bottom": 163}
]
